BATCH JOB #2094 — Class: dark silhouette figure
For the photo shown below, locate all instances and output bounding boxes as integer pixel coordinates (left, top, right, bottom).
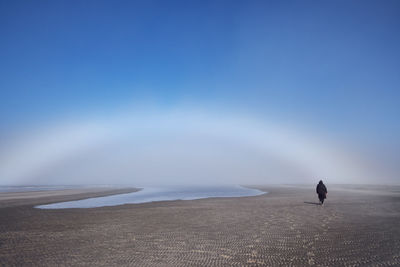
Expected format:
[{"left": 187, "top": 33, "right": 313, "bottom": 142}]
[{"left": 316, "top": 180, "right": 327, "bottom": 205}]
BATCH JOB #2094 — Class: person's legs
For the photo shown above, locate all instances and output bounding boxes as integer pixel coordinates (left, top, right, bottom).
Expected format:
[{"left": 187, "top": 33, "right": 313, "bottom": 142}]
[{"left": 318, "top": 194, "right": 324, "bottom": 205}]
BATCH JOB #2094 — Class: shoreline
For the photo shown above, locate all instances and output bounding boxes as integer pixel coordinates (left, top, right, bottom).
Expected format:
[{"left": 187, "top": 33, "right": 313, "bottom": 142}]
[
  {"left": 35, "top": 185, "right": 266, "bottom": 209},
  {"left": 0, "top": 187, "right": 139, "bottom": 208}
]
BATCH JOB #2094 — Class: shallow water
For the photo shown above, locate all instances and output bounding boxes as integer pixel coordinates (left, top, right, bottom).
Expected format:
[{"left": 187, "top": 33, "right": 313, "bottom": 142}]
[{"left": 35, "top": 186, "right": 266, "bottom": 209}]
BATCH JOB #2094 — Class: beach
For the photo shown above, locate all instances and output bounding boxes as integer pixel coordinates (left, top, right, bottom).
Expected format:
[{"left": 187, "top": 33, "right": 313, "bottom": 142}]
[{"left": 1, "top": 185, "right": 399, "bottom": 266}]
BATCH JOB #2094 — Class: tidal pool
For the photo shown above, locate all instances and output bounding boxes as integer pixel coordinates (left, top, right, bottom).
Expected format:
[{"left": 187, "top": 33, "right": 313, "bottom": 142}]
[{"left": 35, "top": 185, "right": 266, "bottom": 209}]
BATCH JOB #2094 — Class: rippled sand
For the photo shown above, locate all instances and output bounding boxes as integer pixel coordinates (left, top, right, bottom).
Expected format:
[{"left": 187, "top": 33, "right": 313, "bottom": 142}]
[{"left": 1, "top": 185, "right": 399, "bottom": 266}]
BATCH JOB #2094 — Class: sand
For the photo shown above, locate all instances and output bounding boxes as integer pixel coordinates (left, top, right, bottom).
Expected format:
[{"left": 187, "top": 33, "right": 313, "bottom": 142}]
[{"left": 1, "top": 185, "right": 399, "bottom": 266}]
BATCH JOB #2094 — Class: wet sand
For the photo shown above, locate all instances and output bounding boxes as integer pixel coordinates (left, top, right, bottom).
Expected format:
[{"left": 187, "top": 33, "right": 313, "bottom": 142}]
[{"left": 1, "top": 185, "right": 399, "bottom": 266}]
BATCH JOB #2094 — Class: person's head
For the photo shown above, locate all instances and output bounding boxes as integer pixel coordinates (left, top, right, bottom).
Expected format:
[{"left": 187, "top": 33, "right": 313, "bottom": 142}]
[{"left": 319, "top": 180, "right": 323, "bottom": 184}]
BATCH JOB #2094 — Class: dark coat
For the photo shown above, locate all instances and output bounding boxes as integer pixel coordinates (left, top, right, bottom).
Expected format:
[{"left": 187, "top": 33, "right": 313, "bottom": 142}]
[{"left": 316, "top": 182, "right": 327, "bottom": 199}]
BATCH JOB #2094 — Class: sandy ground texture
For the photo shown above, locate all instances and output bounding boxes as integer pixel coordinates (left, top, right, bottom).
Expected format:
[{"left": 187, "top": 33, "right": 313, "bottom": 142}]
[{"left": 0, "top": 185, "right": 399, "bottom": 266}]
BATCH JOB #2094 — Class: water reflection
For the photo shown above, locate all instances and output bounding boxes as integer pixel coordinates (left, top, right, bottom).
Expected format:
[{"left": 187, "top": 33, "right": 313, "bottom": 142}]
[{"left": 36, "top": 186, "right": 266, "bottom": 209}]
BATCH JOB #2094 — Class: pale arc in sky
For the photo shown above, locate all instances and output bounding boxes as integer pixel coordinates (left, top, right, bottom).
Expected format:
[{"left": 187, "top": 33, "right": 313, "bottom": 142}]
[{"left": 0, "top": 109, "right": 367, "bottom": 185}]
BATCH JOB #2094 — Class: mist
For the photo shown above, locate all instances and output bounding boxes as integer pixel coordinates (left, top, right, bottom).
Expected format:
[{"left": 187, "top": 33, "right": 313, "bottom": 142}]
[{"left": 0, "top": 107, "right": 394, "bottom": 186}]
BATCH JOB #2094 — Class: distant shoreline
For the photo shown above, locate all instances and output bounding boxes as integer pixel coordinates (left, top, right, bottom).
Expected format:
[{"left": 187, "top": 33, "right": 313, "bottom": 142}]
[
  {"left": 0, "top": 187, "right": 139, "bottom": 208},
  {"left": 35, "top": 185, "right": 266, "bottom": 209},
  {"left": 2, "top": 183, "right": 400, "bottom": 208}
]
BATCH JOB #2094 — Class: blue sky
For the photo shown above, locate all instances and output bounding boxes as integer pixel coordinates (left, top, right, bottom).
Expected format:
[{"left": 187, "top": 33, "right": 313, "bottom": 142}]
[{"left": 0, "top": 0, "right": 399, "bottom": 184}]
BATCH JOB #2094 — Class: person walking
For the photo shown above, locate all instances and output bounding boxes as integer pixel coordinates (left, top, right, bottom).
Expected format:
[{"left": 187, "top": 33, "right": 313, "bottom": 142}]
[{"left": 316, "top": 180, "right": 327, "bottom": 205}]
